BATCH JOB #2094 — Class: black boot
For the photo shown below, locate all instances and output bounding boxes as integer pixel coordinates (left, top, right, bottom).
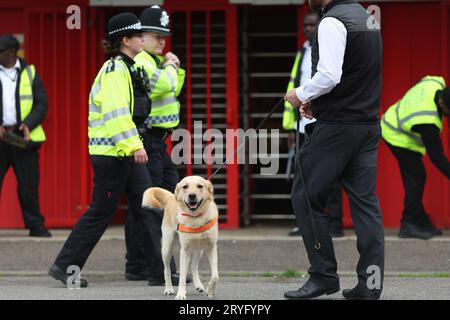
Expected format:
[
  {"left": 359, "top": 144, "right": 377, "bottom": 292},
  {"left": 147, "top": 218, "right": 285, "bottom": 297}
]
[
  {"left": 29, "top": 225, "right": 52, "bottom": 237},
  {"left": 288, "top": 227, "right": 302, "bottom": 237},
  {"left": 417, "top": 214, "right": 443, "bottom": 236},
  {"left": 342, "top": 284, "right": 380, "bottom": 300},
  {"left": 284, "top": 279, "right": 340, "bottom": 300},
  {"left": 48, "top": 264, "right": 88, "bottom": 288},
  {"left": 399, "top": 222, "right": 433, "bottom": 240}
]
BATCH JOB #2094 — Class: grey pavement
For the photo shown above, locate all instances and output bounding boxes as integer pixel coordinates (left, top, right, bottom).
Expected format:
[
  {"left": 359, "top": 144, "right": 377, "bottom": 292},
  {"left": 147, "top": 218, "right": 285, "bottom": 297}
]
[{"left": 0, "top": 223, "right": 449, "bottom": 300}]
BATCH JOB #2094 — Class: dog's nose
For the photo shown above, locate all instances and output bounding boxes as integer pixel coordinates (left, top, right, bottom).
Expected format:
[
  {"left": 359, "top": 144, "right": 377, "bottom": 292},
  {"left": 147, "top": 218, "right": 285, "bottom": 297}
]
[{"left": 188, "top": 194, "right": 197, "bottom": 200}]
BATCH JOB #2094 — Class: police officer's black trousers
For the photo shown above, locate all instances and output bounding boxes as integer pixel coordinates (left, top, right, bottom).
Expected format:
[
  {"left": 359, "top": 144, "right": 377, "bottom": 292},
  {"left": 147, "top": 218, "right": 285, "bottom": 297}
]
[
  {"left": 296, "top": 131, "right": 343, "bottom": 232},
  {"left": 53, "top": 155, "right": 165, "bottom": 275},
  {"left": 125, "top": 134, "right": 178, "bottom": 276},
  {"left": 291, "top": 122, "right": 384, "bottom": 294},
  {"left": 0, "top": 141, "right": 45, "bottom": 229},
  {"left": 386, "top": 143, "right": 430, "bottom": 226}
]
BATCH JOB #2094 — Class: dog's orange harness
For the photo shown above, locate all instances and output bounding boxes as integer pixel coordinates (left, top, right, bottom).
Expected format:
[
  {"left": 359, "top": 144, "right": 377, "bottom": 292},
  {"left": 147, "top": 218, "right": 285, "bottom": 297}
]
[{"left": 177, "top": 214, "right": 218, "bottom": 233}]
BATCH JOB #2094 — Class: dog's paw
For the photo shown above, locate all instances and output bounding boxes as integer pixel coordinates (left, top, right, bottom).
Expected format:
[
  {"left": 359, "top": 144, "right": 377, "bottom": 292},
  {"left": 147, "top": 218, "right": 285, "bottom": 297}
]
[
  {"left": 164, "top": 288, "right": 175, "bottom": 295},
  {"left": 175, "top": 293, "right": 187, "bottom": 300},
  {"left": 195, "top": 284, "right": 205, "bottom": 293},
  {"left": 206, "top": 286, "right": 216, "bottom": 298}
]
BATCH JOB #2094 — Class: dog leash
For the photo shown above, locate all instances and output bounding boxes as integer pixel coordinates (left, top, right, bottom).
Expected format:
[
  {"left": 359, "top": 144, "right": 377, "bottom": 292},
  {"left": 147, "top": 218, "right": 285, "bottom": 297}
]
[
  {"left": 296, "top": 109, "right": 321, "bottom": 250},
  {"left": 207, "top": 97, "right": 285, "bottom": 181}
]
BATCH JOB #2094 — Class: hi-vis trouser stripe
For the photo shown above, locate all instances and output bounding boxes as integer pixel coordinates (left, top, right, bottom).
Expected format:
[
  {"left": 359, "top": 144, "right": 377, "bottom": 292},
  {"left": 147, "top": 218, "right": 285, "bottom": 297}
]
[
  {"left": 88, "top": 106, "right": 130, "bottom": 128},
  {"left": 89, "top": 128, "right": 139, "bottom": 146},
  {"left": 147, "top": 114, "right": 179, "bottom": 125}
]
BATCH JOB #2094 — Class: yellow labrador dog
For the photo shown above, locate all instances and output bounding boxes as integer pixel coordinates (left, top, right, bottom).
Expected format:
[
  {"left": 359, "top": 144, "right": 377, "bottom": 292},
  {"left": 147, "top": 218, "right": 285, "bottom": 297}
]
[{"left": 142, "top": 176, "right": 219, "bottom": 300}]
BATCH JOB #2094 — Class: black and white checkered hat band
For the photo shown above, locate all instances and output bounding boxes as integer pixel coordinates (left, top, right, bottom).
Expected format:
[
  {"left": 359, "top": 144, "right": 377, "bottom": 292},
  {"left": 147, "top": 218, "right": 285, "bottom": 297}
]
[{"left": 108, "top": 22, "right": 142, "bottom": 36}]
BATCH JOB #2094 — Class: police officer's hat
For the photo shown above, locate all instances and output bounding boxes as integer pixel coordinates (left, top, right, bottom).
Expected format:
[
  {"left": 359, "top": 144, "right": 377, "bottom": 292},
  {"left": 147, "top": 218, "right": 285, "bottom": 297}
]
[
  {"left": 106, "top": 12, "right": 143, "bottom": 40},
  {"left": 140, "top": 5, "right": 171, "bottom": 36}
]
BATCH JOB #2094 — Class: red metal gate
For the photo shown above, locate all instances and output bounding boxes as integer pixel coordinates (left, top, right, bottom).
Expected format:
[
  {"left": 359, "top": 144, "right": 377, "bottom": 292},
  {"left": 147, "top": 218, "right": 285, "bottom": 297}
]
[{"left": 165, "top": 1, "right": 240, "bottom": 228}]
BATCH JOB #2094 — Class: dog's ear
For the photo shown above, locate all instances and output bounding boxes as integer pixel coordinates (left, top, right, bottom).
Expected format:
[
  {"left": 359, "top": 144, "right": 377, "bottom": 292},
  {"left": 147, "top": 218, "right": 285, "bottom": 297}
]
[
  {"left": 205, "top": 180, "right": 214, "bottom": 199},
  {"left": 175, "top": 182, "right": 182, "bottom": 201}
]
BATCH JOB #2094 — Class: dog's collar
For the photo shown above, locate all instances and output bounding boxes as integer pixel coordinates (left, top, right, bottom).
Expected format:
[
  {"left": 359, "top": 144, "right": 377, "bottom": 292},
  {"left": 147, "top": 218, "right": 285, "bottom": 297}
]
[
  {"left": 181, "top": 211, "right": 206, "bottom": 218},
  {"left": 177, "top": 215, "right": 218, "bottom": 233}
]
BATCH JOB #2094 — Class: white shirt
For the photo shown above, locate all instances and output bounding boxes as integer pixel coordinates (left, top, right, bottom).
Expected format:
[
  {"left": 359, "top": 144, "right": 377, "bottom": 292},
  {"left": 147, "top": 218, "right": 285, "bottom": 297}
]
[
  {"left": 0, "top": 59, "right": 21, "bottom": 126},
  {"left": 296, "top": 17, "right": 347, "bottom": 104},
  {"left": 297, "top": 41, "right": 315, "bottom": 133}
]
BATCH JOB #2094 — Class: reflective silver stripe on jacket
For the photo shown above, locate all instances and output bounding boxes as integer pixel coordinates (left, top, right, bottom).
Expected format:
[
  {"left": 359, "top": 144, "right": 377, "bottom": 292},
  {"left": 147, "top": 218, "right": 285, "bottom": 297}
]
[
  {"left": 88, "top": 107, "right": 131, "bottom": 128},
  {"left": 166, "top": 69, "right": 176, "bottom": 92},
  {"left": 151, "top": 96, "right": 178, "bottom": 109},
  {"left": 111, "top": 127, "right": 139, "bottom": 143},
  {"left": 149, "top": 69, "right": 162, "bottom": 92},
  {"left": 20, "top": 66, "right": 34, "bottom": 101}
]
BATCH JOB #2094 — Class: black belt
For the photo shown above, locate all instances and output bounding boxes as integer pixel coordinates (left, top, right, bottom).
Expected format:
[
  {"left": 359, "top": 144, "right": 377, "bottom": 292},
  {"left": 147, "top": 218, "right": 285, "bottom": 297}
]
[
  {"left": 147, "top": 127, "right": 172, "bottom": 140},
  {"left": 3, "top": 125, "right": 18, "bottom": 133}
]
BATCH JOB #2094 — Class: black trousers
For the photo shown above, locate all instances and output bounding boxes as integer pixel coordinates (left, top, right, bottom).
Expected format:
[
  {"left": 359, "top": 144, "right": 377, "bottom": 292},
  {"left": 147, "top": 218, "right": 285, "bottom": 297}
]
[
  {"left": 0, "top": 141, "right": 45, "bottom": 228},
  {"left": 291, "top": 122, "right": 384, "bottom": 294},
  {"left": 296, "top": 131, "right": 343, "bottom": 232},
  {"left": 125, "top": 134, "right": 179, "bottom": 275},
  {"left": 385, "top": 143, "right": 430, "bottom": 226},
  {"left": 53, "top": 155, "right": 164, "bottom": 275}
]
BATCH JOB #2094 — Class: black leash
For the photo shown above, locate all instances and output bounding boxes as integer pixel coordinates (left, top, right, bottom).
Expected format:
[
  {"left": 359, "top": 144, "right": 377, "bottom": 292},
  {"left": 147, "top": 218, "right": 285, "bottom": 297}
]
[
  {"left": 296, "top": 109, "right": 321, "bottom": 250},
  {"left": 208, "top": 97, "right": 285, "bottom": 181}
]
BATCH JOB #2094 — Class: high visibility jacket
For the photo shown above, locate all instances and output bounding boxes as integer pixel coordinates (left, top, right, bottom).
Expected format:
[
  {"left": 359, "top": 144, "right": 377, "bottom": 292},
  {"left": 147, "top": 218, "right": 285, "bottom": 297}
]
[
  {"left": 381, "top": 76, "right": 446, "bottom": 155},
  {"left": 88, "top": 57, "right": 143, "bottom": 157},
  {"left": 134, "top": 51, "right": 185, "bottom": 129},
  {"left": 19, "top": 65, "right": 46, "bottom": 142},
  {"left": 283, "top": 50, "right": 303, "bottom": 131}
]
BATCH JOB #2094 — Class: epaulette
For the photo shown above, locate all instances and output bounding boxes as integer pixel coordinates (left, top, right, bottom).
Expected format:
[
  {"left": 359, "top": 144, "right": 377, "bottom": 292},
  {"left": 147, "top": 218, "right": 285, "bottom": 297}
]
[{"left": 105, "top": 59, "right": 115, "bottom": 73}]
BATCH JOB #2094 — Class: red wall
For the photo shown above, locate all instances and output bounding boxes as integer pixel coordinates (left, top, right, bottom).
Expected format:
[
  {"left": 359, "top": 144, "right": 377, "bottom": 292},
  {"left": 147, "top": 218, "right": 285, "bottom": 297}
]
[{"left": 0, "top": 0, "right": 449, "bottom": 228}]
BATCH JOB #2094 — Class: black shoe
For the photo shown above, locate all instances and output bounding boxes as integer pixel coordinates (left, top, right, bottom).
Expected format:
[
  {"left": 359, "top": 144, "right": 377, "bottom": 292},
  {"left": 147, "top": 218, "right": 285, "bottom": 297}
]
[
  {"left": 48, "top": 264, "right": 88, "bottom": 288},
  {"left": 330, "top": 230, "right": 345, "bottom": 238},
  {"left": 125, "top": 272, "right": 149, "bottom": 281},
  {"left": 342, "top": 285, "right": 380, "bottom": 300},
  {"left": 418, "top": 216, "right": 443, "bottom": 236},
  {"left": 399, "top": 223, "right": 433, "bottom": 240},
  {"left": 29, "top": 225, "right": 52, "bottom": 237},
  {"left": 148, "top": 273, "right": 192, "bottom": 286},
  {"left": 284, "top": 279, "right": 340, "bottom": 300},
  {"left": 288, "top": 227, "right": 301, "bottom": 237}
]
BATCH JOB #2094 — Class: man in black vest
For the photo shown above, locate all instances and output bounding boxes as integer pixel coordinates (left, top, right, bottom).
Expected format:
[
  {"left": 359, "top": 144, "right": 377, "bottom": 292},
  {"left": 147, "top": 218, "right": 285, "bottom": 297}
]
[
  {"left": 284, "top": 0, "right": 384, "bottom": 300},
  {"left": 0, "top": 34, "right": 51, "bottom": 237}
]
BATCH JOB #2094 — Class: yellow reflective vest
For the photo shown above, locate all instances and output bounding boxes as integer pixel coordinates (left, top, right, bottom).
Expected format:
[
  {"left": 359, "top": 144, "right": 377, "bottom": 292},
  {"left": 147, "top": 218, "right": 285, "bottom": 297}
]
[
  {"left": 283, "top": 50, "right": 303, "bottom": 131},
  {"left": 88, "top": 57, "right": 143, "bottom": 157},
  {"left": 19, "top": 65, "right": 46, "bottom": 142},
  {"left": 134, "top": 51, "right": 185, "bottom": 129},
  {"left": 381, "top": 76, "right": 446, "bottom": 155}
]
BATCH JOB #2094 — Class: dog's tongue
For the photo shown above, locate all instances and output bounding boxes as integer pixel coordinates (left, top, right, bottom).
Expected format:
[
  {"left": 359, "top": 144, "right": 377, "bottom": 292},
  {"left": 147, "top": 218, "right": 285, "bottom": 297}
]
[{"left": 189, "top": 202, "right": 197, "bottom": 209}]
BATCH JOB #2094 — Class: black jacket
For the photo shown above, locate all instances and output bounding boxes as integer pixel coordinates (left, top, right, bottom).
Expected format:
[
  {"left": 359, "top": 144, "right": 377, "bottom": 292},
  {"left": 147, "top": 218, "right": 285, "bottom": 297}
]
[
  {"left": 412, "top": 124, "right": 450, "bottom": 179},
  {"left": 0, "top": 58, "right": 48, "bottom": 131}
]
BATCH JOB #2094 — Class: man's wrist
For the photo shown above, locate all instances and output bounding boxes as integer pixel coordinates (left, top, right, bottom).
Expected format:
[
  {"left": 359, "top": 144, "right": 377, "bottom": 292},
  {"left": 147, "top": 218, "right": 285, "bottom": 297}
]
[{"left": 296, "top": 86, "right": 307, "bottom": 103}]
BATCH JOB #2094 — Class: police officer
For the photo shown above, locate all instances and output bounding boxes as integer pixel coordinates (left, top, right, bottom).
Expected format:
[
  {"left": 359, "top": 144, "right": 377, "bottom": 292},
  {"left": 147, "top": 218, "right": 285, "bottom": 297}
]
[
  {"left": 382, "top": 76, "right": 450, "bottom": 240},
  {"left": 0, "top": 34, "right": 50, "bottom": 237},
  {"left": 124, "top": 5, "right": 187, "bottom": 286},
  {"left": 283, "top": 11, "right": 344, "bottom": 238},
  {"left": 284, "top": 0, "right": 384, "bottom": 300},
  {"left": 48, "top": 12, "right": 165, "bottom": 287}
]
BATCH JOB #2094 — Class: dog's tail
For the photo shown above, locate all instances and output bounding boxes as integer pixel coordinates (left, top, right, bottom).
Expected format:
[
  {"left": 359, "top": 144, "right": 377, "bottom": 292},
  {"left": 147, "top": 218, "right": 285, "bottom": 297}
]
[{"left": 142, "top": 187, "right": 174, "bottom": 209}]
